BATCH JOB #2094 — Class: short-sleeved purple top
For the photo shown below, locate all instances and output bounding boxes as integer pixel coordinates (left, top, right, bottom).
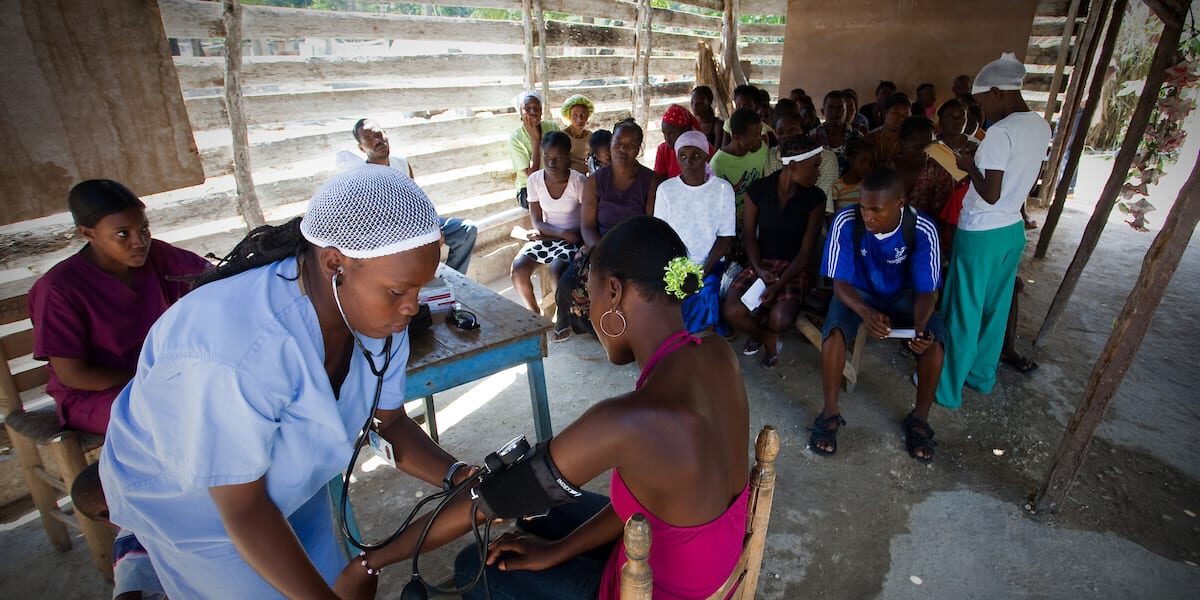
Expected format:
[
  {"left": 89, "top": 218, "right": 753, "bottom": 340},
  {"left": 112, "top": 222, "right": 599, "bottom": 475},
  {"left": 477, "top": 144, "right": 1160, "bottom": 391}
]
[
  {"left": 594, "top": 165, "right": 655, "bottom": 236},
  {"left": 28, "top": 239, "right": 210, "bottom": 434}
]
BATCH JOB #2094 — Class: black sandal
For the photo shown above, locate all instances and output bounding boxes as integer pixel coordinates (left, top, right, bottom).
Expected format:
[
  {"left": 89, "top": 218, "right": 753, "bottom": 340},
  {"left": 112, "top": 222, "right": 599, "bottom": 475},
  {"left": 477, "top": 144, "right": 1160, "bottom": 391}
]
[
  {"left": 808, "top": 413, "right": 846, "bottom": 456},
  {"left": 902, "top": 412, "right": 937, "bottom": 463},
  {"left": 1001, "top": 354, "right": 1039, "bottom": 374}
]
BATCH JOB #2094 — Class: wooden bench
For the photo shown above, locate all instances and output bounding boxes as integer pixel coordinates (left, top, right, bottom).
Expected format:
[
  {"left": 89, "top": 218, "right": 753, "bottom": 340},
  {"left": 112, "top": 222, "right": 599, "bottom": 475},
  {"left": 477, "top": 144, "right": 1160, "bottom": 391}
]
[
  {"left": 796, "top": 310, "right": 868, "bottom": 392},
  {"left": 0, "top": 294, "right": 114, "bottom": 581},
  {"left": 620, "top": 425, "right": 780, "bottom": 599}
]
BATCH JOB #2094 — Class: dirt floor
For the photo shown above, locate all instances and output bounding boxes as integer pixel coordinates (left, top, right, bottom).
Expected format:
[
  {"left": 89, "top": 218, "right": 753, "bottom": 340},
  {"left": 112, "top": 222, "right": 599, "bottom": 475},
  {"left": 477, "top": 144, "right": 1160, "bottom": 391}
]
[{"left": 2, "top": 144, "right": 1199, "bottom": 598}]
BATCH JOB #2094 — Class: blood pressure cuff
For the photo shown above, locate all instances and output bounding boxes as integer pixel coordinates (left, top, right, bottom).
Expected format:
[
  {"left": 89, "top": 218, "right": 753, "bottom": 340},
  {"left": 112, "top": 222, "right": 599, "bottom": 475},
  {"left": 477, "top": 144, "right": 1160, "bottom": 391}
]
[{"left": 473, "top": 442, "right": 583, "bottom": 520}]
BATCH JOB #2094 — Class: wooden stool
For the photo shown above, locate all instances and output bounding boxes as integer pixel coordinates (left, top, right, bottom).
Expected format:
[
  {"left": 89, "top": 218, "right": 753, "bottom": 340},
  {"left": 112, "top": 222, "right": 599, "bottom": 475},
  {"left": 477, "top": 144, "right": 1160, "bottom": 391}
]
[
  {"left": 1, "top": 294, "right": 114, "bottom": 581},
  {"left": 621, "top": 425, "right": 780, "bottom": 599},
  {"left": 795, "top": 310, "right": 868, "bottom": 392}
]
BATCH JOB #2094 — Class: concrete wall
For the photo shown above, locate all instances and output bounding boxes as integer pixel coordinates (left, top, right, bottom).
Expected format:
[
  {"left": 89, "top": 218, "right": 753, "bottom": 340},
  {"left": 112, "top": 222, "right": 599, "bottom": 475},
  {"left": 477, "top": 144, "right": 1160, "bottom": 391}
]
[{"left": 779, "top": 0, "right": 1040, "bottom": 110}]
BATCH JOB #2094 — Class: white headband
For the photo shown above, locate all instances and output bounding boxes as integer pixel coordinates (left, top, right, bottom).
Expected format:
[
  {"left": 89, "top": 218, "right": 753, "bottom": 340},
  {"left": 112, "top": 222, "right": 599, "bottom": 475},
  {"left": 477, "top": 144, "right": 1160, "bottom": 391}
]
[
  {"left": 971, "top": 84, "right": 1022, "bottom": 95},
  {"left": 781, "top": 147, "right": 822, "bottom": 165}
]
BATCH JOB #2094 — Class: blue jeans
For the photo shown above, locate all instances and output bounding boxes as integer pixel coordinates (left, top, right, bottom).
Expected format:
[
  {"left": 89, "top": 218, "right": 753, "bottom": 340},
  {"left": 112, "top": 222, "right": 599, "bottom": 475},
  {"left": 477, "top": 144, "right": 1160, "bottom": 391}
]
[
  {"left": 454, "top": 491, "right": 612, "bottom": 600},
  {"left": 440, "top": 216, "right": 478, "bottom": 274}
]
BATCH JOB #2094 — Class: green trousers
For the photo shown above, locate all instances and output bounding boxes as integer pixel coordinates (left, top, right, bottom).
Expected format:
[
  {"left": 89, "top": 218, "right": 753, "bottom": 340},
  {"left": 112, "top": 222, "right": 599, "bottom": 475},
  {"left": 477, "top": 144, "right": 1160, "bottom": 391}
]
[{"left": 936, "top": 222, "right": 1026, "bottom": 409}]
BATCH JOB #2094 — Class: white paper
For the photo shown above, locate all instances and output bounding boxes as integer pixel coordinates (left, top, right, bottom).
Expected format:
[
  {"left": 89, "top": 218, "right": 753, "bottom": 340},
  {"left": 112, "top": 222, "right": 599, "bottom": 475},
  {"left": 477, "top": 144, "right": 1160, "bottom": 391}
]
[
  {"left": 740, "top": 278, "right": 767, "bottom": 311},
  {"left": 888, "top": 328, "right": 917, "bottom": 339}
]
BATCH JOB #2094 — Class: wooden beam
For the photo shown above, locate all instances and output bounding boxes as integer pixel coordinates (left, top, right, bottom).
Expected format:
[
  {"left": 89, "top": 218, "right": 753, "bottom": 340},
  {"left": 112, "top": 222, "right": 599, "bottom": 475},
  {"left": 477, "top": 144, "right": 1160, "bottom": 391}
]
[
  {"left": 1036, "top": 0, "right": 1112, "bottom": 211},
  {"left": 1035, "top": 20, "right": 1183, "bottom": 348},
  {"left": 1035, "top": 149, "right": 1200, "bottom": 513},
  {"left": 1142, "top": 0, "right": 1187, "bottom": 29},
  {"left": 534, "top": 0, "right": 550, "bottom": 102},
  {"left": 739, "top": 41, "right": 785, "bottom": 57},
  {"left": 632, "top": 0, "right": 653, "bottom": 125},
  {"left": 185, "top": 83, "right": 527, "bottom": 131},
  {"left": 651, "top": 6, "right": 721, "bottom": 32},
  {"left": 721, "top": 0, "right": 748, "bottom": 89},
  {"left": 1043, "top": 0, "right": 1084, "bottom": 122},
  {"left": 161, "top": 0, "right": 522, "bottom": 42},
  {"left": 1036, "top": 0, "right": 1124, "bottom": 256},
  {"left": 521, "top": 0, "right": 536, "bottom": 91},
  {"left": 222, "top": 0, "right": 265, "bottom": 231},
  {"left": 174, "top": 55, "right": 527, "bottom": 90}
]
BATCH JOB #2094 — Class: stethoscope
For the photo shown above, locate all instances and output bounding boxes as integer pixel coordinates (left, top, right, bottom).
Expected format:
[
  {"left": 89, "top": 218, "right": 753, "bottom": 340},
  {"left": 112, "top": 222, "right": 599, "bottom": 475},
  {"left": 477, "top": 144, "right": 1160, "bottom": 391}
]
[
  {"left": 328, "top": 265, "right": 400, "bottom": 551},
  {"left": 327, "top": 266, "right": 492, "bottom": 598}
]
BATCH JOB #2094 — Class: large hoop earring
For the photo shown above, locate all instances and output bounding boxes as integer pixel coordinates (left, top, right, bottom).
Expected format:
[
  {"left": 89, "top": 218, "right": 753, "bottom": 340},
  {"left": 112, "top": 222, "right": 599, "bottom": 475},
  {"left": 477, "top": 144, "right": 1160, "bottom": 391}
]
[{"left": 599, "top": 308, "right": 627, "bottom": 338}]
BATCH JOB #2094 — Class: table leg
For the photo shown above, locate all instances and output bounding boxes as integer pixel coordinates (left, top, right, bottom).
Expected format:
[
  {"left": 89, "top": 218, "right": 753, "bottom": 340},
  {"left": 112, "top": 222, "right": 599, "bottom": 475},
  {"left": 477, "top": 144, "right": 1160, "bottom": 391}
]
[
  {"left": 526, "top": 359, "right": 553, "bottom": 442},
  {"left": 423, "top": 395, "right": 439, "bottom": 443}
]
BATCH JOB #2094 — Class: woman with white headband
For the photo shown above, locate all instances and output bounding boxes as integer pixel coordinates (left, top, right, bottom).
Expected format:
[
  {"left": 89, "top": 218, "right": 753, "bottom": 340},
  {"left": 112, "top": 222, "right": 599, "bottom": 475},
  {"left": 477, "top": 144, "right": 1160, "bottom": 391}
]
[
  {"left": 653, "top": 130, "right": 736, "bottom": 334},
  {"left": 722, "top": 135, "right": 827, "bottom": 368},
  {"left": 100, "top": 165, "right": 479, "bottom": 598}
]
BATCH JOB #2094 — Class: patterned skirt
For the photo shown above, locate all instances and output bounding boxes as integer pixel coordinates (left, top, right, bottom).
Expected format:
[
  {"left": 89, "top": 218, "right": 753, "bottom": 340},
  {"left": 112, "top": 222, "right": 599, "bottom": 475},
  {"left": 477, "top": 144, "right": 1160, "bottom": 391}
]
[{"left": 519, "top": 239, "right": 580, "bottom": 265}]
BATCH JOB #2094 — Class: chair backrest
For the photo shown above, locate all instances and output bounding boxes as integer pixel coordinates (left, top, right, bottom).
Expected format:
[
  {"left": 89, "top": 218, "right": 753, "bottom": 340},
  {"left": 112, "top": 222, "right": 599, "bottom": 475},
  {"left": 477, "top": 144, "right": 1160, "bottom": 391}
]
[
  {"left": 0, "top": 294, "right": 47, "bottom": 416},
  {"left": 621, "top": 425, "right": 780, "bottom": 600}
]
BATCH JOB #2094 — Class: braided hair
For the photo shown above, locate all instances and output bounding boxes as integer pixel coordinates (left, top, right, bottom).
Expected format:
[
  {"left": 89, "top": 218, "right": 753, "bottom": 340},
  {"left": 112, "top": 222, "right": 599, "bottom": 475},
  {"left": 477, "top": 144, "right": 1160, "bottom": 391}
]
[{"left": 192, "top": 217, "right": 308, "bottom": 287}]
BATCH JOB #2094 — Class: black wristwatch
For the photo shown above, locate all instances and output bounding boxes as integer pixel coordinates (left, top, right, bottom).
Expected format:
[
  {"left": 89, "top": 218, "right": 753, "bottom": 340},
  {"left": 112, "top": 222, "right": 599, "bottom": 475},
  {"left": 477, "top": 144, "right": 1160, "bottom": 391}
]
[{"left": 443, "top": 461, "right": 470, "bottom": 492}]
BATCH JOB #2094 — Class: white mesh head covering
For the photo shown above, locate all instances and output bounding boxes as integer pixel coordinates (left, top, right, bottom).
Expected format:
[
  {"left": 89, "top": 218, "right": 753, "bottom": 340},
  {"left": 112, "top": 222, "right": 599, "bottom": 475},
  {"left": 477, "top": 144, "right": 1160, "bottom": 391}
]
[
  {"left": 972, "top": 52, "right": 1026, "bottom": 94},
  {"left": 300, "top": 164, "right": 441, "bottom": 259}
]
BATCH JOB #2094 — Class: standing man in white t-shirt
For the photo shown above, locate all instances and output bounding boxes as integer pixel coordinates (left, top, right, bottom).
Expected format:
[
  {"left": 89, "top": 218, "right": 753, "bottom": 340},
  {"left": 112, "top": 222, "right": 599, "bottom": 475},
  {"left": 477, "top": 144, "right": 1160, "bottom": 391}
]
[{"left": 936, "top": 53, "right": 1051, "bottom": 409}]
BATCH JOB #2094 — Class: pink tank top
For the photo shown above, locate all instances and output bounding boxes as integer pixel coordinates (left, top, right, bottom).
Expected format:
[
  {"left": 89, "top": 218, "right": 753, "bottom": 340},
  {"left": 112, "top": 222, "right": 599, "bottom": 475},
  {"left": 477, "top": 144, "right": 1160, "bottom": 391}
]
[{"left": 596, "top": 331, "right": 751, "bottom": 599}]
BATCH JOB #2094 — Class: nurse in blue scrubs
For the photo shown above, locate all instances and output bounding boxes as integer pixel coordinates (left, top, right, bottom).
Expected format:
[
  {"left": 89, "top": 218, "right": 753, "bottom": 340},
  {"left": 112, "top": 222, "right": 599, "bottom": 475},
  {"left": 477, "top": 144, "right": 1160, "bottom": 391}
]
[{"left": 100, "top": 165, "right": 476, "bottom": 598}]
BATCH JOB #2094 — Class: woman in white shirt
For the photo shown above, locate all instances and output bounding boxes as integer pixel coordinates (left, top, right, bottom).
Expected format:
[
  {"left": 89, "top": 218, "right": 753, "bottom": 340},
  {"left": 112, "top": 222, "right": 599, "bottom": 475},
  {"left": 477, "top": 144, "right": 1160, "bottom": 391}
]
[
  {"left": 653, "top": 130, "right": 736, "bottom": 333},
  {"left": 512, "top": 131, "right": 586, "bottom": 323}
]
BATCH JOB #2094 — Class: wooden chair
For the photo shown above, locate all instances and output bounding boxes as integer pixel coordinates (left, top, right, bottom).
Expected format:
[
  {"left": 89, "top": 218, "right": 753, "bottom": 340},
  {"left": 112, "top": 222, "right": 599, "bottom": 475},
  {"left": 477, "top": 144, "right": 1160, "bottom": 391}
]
[
  {"left": 796, "top": 310, "right": 867, "bottom": 392},
  {"left": 621, "top": 425, "right": 780, "bottom": 600},
  {"left": 0, "top": 294, "right": 114, "bottom": 581}
]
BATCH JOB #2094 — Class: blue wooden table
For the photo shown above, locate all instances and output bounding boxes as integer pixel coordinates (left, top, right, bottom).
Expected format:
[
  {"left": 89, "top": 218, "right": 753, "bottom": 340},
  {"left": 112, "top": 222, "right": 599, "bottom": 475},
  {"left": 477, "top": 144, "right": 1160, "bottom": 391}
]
[
  {"left": 333, "top": 266, "right": 553, "bottom": 556},
  {"left": 405, "top": 266, "right": 553, "bottom": 444}
]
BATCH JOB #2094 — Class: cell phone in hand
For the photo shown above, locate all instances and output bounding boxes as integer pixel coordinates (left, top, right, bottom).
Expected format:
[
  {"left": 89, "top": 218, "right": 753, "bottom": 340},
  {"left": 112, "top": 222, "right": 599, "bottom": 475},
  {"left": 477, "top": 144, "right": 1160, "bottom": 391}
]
[{"left": 887, "top": 328, "right": 917, "bottom": 339}]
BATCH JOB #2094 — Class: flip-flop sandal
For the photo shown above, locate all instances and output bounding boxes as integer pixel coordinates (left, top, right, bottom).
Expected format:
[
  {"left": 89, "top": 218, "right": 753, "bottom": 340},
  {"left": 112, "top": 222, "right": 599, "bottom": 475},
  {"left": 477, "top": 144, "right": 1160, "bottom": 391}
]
[
  {"left": 808, "top": 413, "right": 846, "bottom": 456},
  {"left": 1001, "top": 354, "right": 1039, "bottom": 374},
  {"left": 902, "top": 412, "right": 937, "bottom": 463},
  {"left": 760, "top": 341, "right": 783, "bottom": 369},
  {"left": 743, "top": 340, "right": 763, "bottom": 356},
  {"left": 551, "top": 328, "right": 572, "bottom": 342}
]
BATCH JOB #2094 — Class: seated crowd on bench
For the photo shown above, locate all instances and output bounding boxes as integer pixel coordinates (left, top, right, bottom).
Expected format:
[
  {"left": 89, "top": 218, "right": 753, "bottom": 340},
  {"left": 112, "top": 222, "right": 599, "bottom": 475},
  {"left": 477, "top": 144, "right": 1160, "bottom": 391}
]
[{"left": 18, "top": 52, "right": 1048, "bottom": 599}]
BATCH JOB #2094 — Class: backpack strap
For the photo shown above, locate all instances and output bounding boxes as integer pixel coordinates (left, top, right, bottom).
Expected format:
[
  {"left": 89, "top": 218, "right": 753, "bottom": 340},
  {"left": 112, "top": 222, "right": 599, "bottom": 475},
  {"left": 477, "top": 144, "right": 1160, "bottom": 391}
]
[
  {"left": 852, "top": 204, "right": 865, "bottom": 249},
  {"left": 901, "top": 206, "right": 917, "bottom": 251}
]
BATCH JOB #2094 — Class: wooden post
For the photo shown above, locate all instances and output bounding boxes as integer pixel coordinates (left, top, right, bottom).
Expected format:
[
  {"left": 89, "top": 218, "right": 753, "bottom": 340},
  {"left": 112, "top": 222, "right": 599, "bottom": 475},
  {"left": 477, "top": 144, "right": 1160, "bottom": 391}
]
[
  {"left": 520, "top": 0, "right": 536, "bottom": 91},
  {"left": 1035, "top": 150, "right": 1200, "bottom": 512},
  {"left": 222, "top": 0, "right": 265, "bottom": 231},
  {"left": 621, "top": 514, "right": 653, "bottom": 599},
  {"left": 1035, "top": 0, "right": 1126, "bottom": 259},
  {"left": 1035, "top": 21, "right": 1182, "bottom": 348},
  {"left": 533, "top": 0, "right": 550, "bottom": 104},
  {"left": 632, "top": 0, "right": 653, "bottom": 125},
  {"left": 721, "top": 0, "right": 747, "bottom": 93},
  {"left": 1043, "top": 0, "right": 1085, "bottom": 122},
  {"left": 1036, "top": 0, "right": 1112, "bottom": 210}
]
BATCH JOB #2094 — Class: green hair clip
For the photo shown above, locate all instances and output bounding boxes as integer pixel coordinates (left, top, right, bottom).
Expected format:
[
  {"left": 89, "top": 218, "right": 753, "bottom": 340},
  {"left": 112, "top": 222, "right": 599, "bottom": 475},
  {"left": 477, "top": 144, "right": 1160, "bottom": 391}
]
[{"left": 663, "top": 257, "right": 704, "bottom": 300}]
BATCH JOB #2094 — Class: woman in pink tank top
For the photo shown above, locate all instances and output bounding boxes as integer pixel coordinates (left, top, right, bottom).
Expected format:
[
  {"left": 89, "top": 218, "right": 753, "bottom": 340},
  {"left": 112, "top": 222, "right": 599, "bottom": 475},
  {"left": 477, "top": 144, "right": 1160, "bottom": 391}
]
[{"left": 336, "top": 217, "right": 751, "bottom": 600}]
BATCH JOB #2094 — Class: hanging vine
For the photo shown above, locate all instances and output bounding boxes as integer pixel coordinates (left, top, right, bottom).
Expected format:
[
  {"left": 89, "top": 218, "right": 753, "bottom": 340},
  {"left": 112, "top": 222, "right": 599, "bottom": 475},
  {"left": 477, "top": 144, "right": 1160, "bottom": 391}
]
[{"left": 1119, "top": 11, "right": 1200, "bottom": 231}]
